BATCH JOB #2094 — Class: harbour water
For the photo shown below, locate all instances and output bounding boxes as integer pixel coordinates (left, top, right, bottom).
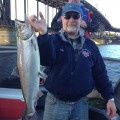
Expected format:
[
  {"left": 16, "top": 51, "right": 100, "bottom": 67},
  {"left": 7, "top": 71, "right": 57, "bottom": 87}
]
[
  {"left": 98, "top": 44, "right": 120, "bottom": 120},
  {"left": 0, "top": 44, "right": 120, "bottom": 87},
  {"left": 98, "top": 44, "right": 120, "bottom": 87}
]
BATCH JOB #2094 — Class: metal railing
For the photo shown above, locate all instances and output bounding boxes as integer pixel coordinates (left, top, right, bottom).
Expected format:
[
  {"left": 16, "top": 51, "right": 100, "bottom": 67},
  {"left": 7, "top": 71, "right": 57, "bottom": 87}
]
[{"left": 103, "top": 57, "right": 120, "bottom": 62}]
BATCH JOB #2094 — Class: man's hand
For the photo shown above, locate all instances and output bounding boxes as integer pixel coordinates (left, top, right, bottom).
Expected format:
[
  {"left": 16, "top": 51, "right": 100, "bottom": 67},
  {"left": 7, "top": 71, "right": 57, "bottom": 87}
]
[
  {"left": 29, "top": 12, "right": 47, "bottom": 35},
  {"left": 80, "top": 19, "right": 87, "bottom": 29},
  {"left": 106, "top": 99, "right": 117, "bottom": 118}
]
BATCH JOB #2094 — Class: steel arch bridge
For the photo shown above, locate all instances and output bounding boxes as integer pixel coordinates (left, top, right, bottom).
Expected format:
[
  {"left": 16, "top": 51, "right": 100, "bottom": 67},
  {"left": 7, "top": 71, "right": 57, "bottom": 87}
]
[{"left": 0, "top": 0, "right": 120, "bottom": 32}]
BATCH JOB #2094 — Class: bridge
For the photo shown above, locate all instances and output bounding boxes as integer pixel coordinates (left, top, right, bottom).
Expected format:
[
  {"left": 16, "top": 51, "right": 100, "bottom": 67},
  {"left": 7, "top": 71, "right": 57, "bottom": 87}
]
[
  {"left": 37, "top": 0, "right": 120, "bottom": 32},
  {"left": 0, "top": 0, "right": 14, "bottom": 27},
  {"left": 0, "top": 0, "right": 120, "bottom": 44}
]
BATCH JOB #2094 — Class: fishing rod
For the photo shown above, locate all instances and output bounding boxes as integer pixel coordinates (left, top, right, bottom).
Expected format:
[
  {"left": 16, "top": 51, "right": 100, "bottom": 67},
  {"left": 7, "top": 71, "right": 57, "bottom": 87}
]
[
  {"left": 24, "top": 0, "right": 28, "bottom": 20},
  {"left": 15, "top": 0, "right": 17, "bottom": 19}
]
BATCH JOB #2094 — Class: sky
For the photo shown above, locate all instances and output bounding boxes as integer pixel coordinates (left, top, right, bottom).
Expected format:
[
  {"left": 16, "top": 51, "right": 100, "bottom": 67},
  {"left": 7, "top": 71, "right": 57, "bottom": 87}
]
[
  {"left": 87, "top": 0, "right": 120, "bottom": 28},
  {"left": 11, "top": 0, "right": 120, "bottom": 28}
]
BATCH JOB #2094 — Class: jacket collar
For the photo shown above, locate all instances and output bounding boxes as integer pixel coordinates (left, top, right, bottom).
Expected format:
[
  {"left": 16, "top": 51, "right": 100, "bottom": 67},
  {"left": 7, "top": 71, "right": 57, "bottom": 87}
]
[{"left": 59, "top": 28, "right": 85, "bottom": 49}]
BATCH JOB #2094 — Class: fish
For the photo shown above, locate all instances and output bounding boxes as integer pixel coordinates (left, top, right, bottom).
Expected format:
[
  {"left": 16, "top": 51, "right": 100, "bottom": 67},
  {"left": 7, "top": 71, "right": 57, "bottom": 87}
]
[{"left": 15, "top": 18, "right": 45, "bottom": 118}]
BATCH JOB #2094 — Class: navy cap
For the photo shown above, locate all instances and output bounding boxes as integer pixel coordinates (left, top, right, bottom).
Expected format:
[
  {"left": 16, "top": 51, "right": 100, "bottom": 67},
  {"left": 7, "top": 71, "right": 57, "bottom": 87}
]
[{"left": 62, "top": 2, "right": 83, "bottom": 15}]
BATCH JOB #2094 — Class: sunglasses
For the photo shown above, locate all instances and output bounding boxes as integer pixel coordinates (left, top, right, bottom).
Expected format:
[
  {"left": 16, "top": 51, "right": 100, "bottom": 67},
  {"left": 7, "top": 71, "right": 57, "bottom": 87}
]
[{"left": 63, "top": 13, "right": 81, "bottom": 20}]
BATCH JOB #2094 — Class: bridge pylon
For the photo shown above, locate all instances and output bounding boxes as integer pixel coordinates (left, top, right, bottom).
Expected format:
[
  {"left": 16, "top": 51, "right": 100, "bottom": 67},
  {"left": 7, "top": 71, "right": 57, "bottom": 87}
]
[{"left": 0, "top": 0, "right": 16, "bottom": 45}]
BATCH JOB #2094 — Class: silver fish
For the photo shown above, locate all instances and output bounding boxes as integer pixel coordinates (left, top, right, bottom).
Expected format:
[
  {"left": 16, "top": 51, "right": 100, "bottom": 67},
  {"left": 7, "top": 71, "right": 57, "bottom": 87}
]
[{"left": 15, "top": 18, "right": 44, "bottom": 118}]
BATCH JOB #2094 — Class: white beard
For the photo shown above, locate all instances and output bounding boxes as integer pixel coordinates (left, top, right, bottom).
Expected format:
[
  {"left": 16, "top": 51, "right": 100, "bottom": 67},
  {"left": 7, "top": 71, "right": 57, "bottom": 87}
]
[{"left": 66, "top": 26, "right": 77, "bottom": 34}]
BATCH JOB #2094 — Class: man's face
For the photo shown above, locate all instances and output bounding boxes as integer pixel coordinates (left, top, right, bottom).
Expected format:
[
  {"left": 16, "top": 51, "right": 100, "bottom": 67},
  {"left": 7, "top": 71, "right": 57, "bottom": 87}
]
[{"left": 61, "top": 12, "right": 81, "bottom": 34}]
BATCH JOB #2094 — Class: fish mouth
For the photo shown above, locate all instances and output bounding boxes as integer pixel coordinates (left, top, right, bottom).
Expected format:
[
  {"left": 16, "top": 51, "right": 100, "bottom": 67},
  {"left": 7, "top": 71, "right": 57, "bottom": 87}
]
[
  {"left": 15, "top": 19, "right": 25, "bottom": 23},
  {"left": 15, "top": 18, "right": 34, "bottom": 40},
  {"left": 15, "top": 19, "right": 26, "bottom": 28}
]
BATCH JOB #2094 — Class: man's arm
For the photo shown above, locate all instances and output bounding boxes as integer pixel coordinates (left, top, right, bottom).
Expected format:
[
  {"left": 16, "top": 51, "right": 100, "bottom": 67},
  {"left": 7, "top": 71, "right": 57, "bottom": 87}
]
[
  {"left": 91, "top": 44, "right": 117, "bottom": 118},
  {"left": 86, "top": 13, "right": 99, "bottom": 32}
]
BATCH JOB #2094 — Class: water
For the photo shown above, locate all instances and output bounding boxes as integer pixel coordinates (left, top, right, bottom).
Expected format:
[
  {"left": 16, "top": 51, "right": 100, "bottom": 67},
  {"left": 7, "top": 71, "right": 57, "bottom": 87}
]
[
  {"left": 98, "top": 45, "right": 120, "bottom": 59},
  {"left": 98, "top": 45, "right": 120, "bottom": 87},
  {"left": 0, "top": 45, "right": 120, "bottom": 86},
  {"left": 96, "top": 45, "right": 120, "bottom": 120}
]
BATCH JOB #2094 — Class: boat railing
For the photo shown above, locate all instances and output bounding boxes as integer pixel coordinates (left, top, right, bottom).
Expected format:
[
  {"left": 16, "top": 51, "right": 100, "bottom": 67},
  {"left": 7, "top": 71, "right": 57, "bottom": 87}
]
[
  {"left": 0, "top": 45, "right": 17, "bottom": 54},
  {"left": 103, "top": 57, "right": 120, "bottom": 62}
]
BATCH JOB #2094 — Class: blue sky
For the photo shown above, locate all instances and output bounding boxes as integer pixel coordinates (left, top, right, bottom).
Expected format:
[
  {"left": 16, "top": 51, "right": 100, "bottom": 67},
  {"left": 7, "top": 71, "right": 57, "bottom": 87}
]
[{"left": 11, "top": 0, "right": 120, "bottom": 28}]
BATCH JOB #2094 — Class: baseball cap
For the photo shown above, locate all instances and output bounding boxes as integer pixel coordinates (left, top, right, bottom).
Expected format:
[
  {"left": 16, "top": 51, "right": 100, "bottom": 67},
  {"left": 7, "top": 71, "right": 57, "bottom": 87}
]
[{"left": 62, "top": 2, "right": 83, "bottom": 15}]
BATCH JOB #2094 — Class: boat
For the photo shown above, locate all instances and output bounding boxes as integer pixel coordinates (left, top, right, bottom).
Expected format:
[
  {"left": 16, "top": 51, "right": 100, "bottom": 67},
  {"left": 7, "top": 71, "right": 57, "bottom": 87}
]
[
  {"left": 1, "top": 84, "right": 120, "bottom": 119},
  {"left": 0, "top": 0, "right": 120, "bottom": 118},
  {"left": 0, "top": 46, "right": 120, "bottom": 120}
]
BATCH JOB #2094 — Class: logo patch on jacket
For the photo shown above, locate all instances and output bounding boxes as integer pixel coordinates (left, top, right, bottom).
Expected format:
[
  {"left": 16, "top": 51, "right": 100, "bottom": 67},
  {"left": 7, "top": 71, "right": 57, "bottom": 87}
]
[{"left": 81, "top": 49, "right": 91, "bottom": 57}]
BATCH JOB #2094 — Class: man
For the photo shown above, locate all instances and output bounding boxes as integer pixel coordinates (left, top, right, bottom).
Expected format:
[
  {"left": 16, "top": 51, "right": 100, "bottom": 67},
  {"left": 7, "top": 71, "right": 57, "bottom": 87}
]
[
  {"left": 29, "top": 2, "right": 116, "bottom": 120},
  {"left": 51, "top": 0, "right": 99, "bottom": 38}
]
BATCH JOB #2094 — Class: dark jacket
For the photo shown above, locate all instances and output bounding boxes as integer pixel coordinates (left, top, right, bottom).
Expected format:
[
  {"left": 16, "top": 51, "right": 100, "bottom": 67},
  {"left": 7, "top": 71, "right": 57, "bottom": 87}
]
[
  {"left": 37, "top": 32, "right": 113, "bottom": 102},
  {"left": 51, "top": 5, "right": 99, "bottom": 32}
]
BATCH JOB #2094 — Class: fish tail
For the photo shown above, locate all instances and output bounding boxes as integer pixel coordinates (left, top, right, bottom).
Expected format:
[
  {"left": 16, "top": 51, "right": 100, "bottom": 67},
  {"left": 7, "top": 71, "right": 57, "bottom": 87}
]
[{"left": 35, "top": 90, "right": 44, "bottom": 107}]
